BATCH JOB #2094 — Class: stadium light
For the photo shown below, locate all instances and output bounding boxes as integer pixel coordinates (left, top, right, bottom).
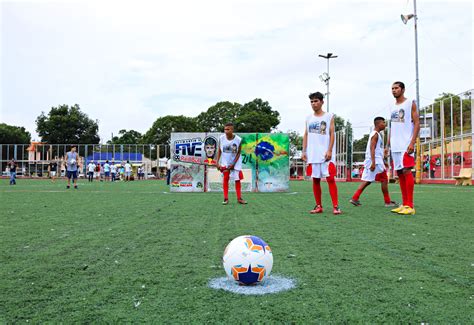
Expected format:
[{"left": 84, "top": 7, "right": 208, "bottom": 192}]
[{"left": 318, "top": 53, "right": 338, "bottom": 112}]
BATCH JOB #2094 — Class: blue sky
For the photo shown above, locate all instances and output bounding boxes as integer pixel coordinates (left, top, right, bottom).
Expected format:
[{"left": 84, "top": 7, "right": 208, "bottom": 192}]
[{"left": 1, "top": 0, "right": 472, "bottom": 141}]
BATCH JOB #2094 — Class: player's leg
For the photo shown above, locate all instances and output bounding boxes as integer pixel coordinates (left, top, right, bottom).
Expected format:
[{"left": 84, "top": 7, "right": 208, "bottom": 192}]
[
  {"left": 66, "top": 172, "right": 71, "bottom": 188},
  {"left": 73, "top": 171, "right": 78, "bottom": 189},
  {"left": 350, "top": 182, "right": 371, "bottom": 206},
  {"left": 234, "top": 170, "right": 247, "bottom": 204},
  {"left": 222, "top": 170, "right": 230, "bottom": 205},
  {"left": 326, "top": 162, "right": 341, "bottom": 215},
  {"left": 309, "top": 163, "right": 323, "bottom": 213}
]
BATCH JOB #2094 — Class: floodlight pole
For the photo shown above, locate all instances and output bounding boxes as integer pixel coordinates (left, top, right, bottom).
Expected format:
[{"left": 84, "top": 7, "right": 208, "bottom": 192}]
[{"left": 318, "top": 53, "right": 338, "bottom": 112}]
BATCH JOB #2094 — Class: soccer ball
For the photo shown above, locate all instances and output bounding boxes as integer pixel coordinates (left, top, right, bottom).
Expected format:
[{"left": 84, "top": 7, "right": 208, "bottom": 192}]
[
  {"left": 69, "top": 159, "right": 76, "bottom": 166},
  {"left": 223, "top": 235, "right": 273, "bottom": 285}
]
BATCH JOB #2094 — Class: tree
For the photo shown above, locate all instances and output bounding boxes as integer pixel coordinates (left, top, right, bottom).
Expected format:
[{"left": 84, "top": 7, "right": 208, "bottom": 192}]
[
  {"left": 195, "top": 101, "right": 242, "bottom": 132},
  {"left": 430, "top": 92, "right": 472, "bottom": 137},
  {"left": 36, "top": 104, "right": 100, "bottom": 144},
  {"left": 236, "top": 98, "right": 280, "bottom": 132},
  {"left": 108, "top": 129, "right": 143, "bottom": 144},
  {"left": 287, "top": 130, "right": 303, "bottom": 159},
  {"left": 0, "top": 123, "right": 31, "bottom": 144},
  {"left": 352, "top": 133, "right": 369, "bottom": 163}
]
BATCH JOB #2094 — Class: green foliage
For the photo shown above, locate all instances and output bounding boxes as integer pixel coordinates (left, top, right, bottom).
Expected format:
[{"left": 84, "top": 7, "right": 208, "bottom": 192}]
[
  {"left": 429, "top": 92, "right": 472, "bottom": 136},
  {"left": 108, "top": 129, "right": 143, "bottom": 145},
  {"left": 35, "top": 104, "right": 100, "bottom": 144},
  {"left": 0, "top": 123, "right": 31, "bottom": 144},
  {"left": 195, "top": 101, "right": 242, "bottom": 132},
  {"left": 287, "top": 130, "right": 303, "bottom": 159},
  {"left": 353, "top": 134, "right": 369, "bottom": 163},
  {"left": 235, "top": 99, "right": 280, "bottom": 132},
  {"left": 1, "top": 180, "right": 472, "bottom": 323}
]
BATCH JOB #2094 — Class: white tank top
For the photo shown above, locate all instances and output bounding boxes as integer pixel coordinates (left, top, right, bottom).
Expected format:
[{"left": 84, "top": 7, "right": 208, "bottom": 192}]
[
  {"left": 390, "top": 98, "right": 414, "bottom": 152},
  {"left": 219, "top": 134, "right": 242, "bottom": 170},
  {"left": 365, "top": 131, "right": 384, "bottom": 165},
  {"left": 305, "top": 112, "right": 335, "bottom": 163}
]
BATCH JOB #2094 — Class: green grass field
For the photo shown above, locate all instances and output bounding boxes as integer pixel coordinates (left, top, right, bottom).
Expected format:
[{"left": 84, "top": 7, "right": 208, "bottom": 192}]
[{"left": 1, "top": 179, "right": 473, "bottom": 323}]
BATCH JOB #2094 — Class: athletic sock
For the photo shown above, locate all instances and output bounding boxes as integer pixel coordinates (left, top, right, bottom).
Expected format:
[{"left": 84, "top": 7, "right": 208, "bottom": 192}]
[
  {"left": 235, "top": 180, "right": 242, "bottom": 200},
  {"left": 383, "top": 191, "right": 391, "bottom": 204},
  {"left": 327, "top": 177, "right": 339, "bottom": 207},
  {"left": 223, "top": 171, "right": 230, "bottom": 200},
  {"left": 312, "top": 178, "right": 322, "bottom": 206},
  {"left": 405, "top": 172, "right": 415, "bottom": 208},
  {"left": 352, "top": 189, "right": 363, "bottom": 201},
  {"left": 398, "top": 172, "right": 407, "bottom": 206}
]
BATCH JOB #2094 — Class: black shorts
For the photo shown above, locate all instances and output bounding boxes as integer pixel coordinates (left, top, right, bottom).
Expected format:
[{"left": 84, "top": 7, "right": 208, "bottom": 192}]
[{"left": 67, "top": 171, "right": 78, "bottom": 179}]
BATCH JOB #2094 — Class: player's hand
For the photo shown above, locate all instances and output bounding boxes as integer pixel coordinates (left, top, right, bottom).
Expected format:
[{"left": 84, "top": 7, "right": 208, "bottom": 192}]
[
  {"left": 229, "top": 164, "right": 235, "bottom": 170},
  {"left": 370, "top": 162, "right": 376, "bottom": 171},
  {"left": 325, "top": 150, "right": 332, "bottom": 161},
  {"left": 302, "top": 153, "right": 307, "bottom": 162},
  {"left": 406, "top": 143, "right": 415, "bottom": 154},
  {"left": 384, "top": 148, "right": 389, "bottom": 158}
]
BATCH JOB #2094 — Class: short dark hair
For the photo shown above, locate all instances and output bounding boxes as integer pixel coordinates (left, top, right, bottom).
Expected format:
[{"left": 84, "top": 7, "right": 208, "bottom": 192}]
[
  {"left": 309, "top": 92, "right": 324, "bottom": 101},
  {"left": 393, "top": 81, "right": 405, "bottom": 89},
  {"left": 374, "top": 117, "right": 385, "bottom": 125},
  {"left": 204, "top": 136, "right": 217, "bottom": 146},
  {"left": 224, "top": 122, "right": 234, "bottom": 128}
]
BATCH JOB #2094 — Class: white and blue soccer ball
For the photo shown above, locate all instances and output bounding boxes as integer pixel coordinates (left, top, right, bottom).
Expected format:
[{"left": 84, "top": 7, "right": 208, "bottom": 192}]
[
  {"left": 69, "top": 159, "right": 77, "bottom": 166},
  {"left": 223, "top": 235, "right": 273, "bottom": 285}
]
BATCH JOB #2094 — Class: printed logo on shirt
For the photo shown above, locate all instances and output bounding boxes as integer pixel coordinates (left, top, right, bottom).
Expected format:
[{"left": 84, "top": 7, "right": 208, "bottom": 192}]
[
  {"left": 308, "top": 121, "right": 327, "bottom": 135},
  {"left": 391, "top": 109, "right": 405, "bottom": 123},
  {"left": 223, "top": 143, "right": 238, "bottom": 154}
]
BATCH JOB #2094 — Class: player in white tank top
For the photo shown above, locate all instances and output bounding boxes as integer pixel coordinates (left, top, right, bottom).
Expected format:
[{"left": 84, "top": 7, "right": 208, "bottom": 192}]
[
  {"left": 302, "top": 91, "right": 341, "bottom": 215},
  {"left": 350, "top": 117, "right": 397, "bottom": 207},
  {"left": 386, "top": 81, "right": 420, "bottom": 215},
  {"left": 216, "top": 123, "right": 247, "bottom": 205}
]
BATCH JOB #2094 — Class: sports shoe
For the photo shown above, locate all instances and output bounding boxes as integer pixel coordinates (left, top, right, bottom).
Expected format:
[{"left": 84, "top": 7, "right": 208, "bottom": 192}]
[
  {"left": 333, "top": 206, "right": 342, "bottom": 215},
  {"left": 310, "top": 205, "right": 323, "bottom": 214},
  {"left": 66, "top": 185, "right": 70, "bottom": 189},
  {"left": 384, "top": 201, "right": 398, "bottom": 207},
  {"left": 237, "top": 199, "right": 248, "bottom": 205},
  {"left": 222, "top": 199, "right": 229, "bottom": 205},
  {"left": 350, "top": 199, "right": 361, "bottom": 206},
  {"left": 391, "top": 205, "right": 406, "bottom": 213},
  {"left": 398, "top": 207, "right": 416, "bottom": 215},
  {"left": 74, "top": 185, "right": 78, "bottom": 189}
]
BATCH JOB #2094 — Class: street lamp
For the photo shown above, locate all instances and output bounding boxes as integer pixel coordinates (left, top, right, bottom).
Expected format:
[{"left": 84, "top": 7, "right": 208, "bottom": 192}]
[
  {"left": 318, "top": 53, "right": 338, "bottom": 112},
  {"left": 401, "top": 0, "right": 421, "bottom": 183}
]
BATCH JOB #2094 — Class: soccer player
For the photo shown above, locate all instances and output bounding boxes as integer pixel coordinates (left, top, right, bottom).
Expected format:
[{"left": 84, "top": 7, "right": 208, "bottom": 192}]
[
  {"left": 110, "top": 162, "right": 117, "bottom": 182},
  {"left": 64, "top": 145, "right": 80, "bottom": 189},
  {"left": 216, "top": 123, "right": 247, "bottom": 205},
  {"left": 48, "top": 158, "right": 58, "bottom": 183},
  {"left": 124, "top": 160, "right": 132, "bottom": 181},
  {"left": 103, "top": 160, "right": 111, "bottom": 181},
  {"left": 87, "top": 161, "right": 96, "bottom": 182},
  {"left": 302, "top": 91, "right": 341, "bottom": 215},
  {"left": 350, "top": 117, "right": 397, "bottom": 207},
  {"left": 386, "top": 81, "right": 420, "bottom": 215}
]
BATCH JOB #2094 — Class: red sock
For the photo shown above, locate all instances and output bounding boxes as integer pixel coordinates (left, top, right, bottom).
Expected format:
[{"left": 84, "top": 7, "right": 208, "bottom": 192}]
[
  {"left": 398, "top": 172, "right": 407, "bottom": 206},
  {"left": 383, "top": 191, "right": 391, "bottom": 204},
  {"left": 223, "top": 171, "right": 229, "bottom": 200},
  {"left": 235, "top": 180, "right": 242, "bottom": 199},
  {"left": 405, "top": 172, "right": 415, "bottom": 208},
  {"left": 312, "top": 178, "right": 322, "bottom": 206},
  {"left": 352, "top": 189, "right": 363, "bottom": 201},
  {"left": 327, "top": 176, "right": 339, "bottom": 207}
]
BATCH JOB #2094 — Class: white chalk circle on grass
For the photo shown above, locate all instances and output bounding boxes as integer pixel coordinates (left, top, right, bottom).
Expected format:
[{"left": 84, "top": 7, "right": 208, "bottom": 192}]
[{"left": 208, "top": 275, "right": 296, "bottom": 295}]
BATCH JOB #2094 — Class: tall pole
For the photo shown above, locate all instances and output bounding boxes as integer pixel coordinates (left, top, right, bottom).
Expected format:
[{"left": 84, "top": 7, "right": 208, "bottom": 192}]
[
  {"left": 413, "top": 0, "right": 422, "bottom": 184},
  {"left": 318, "top": 53, "right": 338, "bottom": 112}
]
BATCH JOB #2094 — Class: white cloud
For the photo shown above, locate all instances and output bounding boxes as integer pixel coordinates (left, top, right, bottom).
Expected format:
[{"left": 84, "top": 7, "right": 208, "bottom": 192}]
[{"left": 1, "top": 0, "right": 472, "bottom": 142}]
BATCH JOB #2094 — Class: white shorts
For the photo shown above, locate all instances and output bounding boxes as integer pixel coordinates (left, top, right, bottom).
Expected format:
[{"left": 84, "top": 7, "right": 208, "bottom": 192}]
[
  {"left": 125, "top": 171, "right": 131, "bottom": 177},
  {"left": 50, "top": 171, "right": 56, "bottom": 177},
  {"left": 361, "top": 162, "right": 385, "bottom": 182},
  {"left": 391, "top": 152, "right": 415, "bottom": 171},
  {"left": 310, "top": 162, "right": 329, "bottom": 178}
]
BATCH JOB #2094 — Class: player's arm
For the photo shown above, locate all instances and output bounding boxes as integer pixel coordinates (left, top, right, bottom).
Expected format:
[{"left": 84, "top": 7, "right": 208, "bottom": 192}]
[
  {"left": 408, "top": 100, "right": 420, "bottom": 154},
  {"left": 302, "top": 122, "right": 308, "bottom": 162},
  {"left": 325, "top": 116, "right": 335, "bottom": 161},
  {"left": 216, "top": 144, "right": 222, "bottom": 169},
  {"left": 370, "top": 133, "right": 378, "bottom": 171}
]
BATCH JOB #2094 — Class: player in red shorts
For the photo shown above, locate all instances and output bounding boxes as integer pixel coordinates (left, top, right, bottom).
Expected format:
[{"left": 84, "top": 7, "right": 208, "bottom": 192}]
[
  {"left": 302, "top": 91, "right": 341, "bottom": 215},
  {"left": 350, "top": 117, "right": 397, "bottom": 207},
  {"left": 216, "top": 123, "right": 247, "bottom": 205},
  {"left": 386, "top": 81, "right": 420, "bottom": 215}
]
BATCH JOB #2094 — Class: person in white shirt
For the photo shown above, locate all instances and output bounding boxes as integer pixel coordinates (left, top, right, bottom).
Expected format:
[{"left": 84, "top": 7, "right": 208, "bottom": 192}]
[
  {"left": 87, "top": 161, "right": 96, "bottom": 182},
  {"left": 386, "top": 81, "right": 420, "bottom": 215},
  {"left": 103, "top": 160, "right": 111, "bottom": 182},
  {"left": 350, "top": 117, "right": 397, "bottom": 207},
  {"left": 110, "top": 163, "right": 117, "bottom": 182},
  {"left": 124, "top": 160, "right": 132, "bottom": 181},
  {"left": 216, "top": 122, "right": 247, "bottom": 205},
  {"left": 302, "top": 91, "right": 341, "bottom": 215}
]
